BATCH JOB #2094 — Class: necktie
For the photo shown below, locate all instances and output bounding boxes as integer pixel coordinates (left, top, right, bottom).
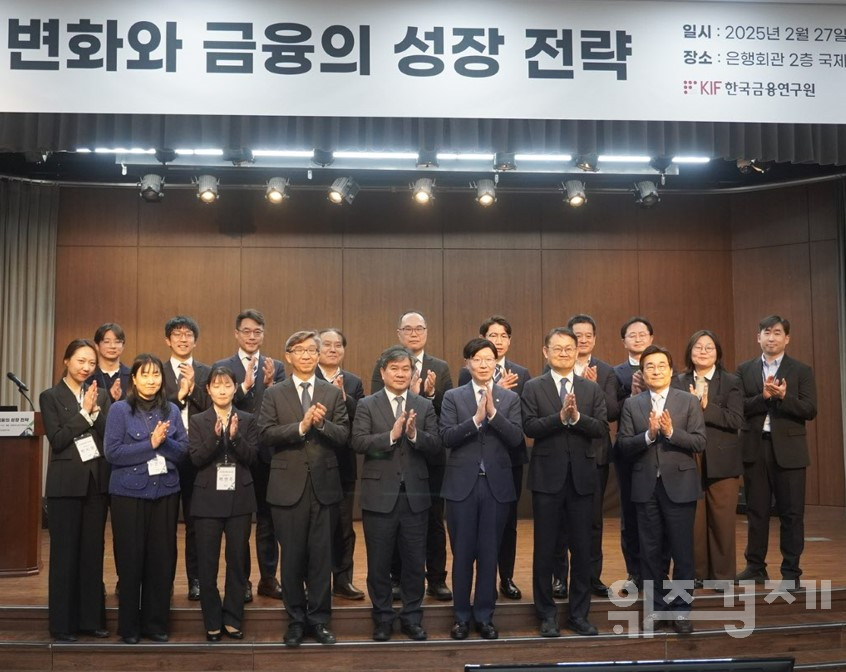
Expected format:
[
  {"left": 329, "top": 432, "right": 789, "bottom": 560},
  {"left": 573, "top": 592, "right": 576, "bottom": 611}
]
[
  {"left": 652, "top": 394, "right": 663, "bottom": 414},
  {"left": 395, "top": 395, "right": 404, "bottom": 419},
  {"left": 300, "top": 382, "right": 311, "bottom": 412},
  {"left": 493, "top": 365, "right": 503, "bottom": 384},
  {"left": 560, "top": 377, "right": 569, "bottom": 403}
]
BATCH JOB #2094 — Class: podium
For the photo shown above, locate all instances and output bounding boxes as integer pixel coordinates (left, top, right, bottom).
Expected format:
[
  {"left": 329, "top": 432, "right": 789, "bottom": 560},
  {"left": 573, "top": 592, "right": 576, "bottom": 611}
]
[{"left": 0, "top": 412, "right": 43, "bottom": 575}]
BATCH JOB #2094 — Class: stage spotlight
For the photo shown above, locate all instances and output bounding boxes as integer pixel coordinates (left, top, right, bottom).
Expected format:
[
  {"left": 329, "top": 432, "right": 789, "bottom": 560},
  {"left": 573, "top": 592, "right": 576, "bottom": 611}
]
[
  {"left": 196, "top": 175, "right": 219, "bottom": 204},
  {"left": 562, "top": 180, "right": 586, "bottom": 208},
  {"left": 576, "top": 153, "right": 599, "bottom": 172},
  {"left": 737, "top": 158, "right": 772, "bottom": 174},
  {"left": 155, "top": 148, "right": 177, "bottom": 164},
  {"left": 410, "top": 178, "right": 435, "bottom": 204},
  {"left": 494, "top": 152, "right": 516, "bottom": 171},
  {"left": 474, "top": 179, "right": 497, "bottom": 207},
  {"left": 265, "top": 177, "right": 290, "bottom": 204},
  {"left": 416, "top": 150, "right": 439, "bottom": 168},
  {"left": 224, "top": 148, "right": 254, "bottom": 166},
  {"left": 313, "top": 149, "right": 334, "bottom": 167},
  {"left": 327, "top": 177, "right": 359, "bottom": 205},
  {"left": 138, "top": 174, "right": 164, "bottom": 202},
  {"left": 633, "top": 180, "right": 660, "bottom": 207}
]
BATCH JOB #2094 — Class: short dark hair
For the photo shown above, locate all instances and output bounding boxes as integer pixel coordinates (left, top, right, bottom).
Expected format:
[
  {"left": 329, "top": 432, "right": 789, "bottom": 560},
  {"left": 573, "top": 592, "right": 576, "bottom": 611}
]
[
  {"left": 318, "top": 328, "right": 347, "bottom": 348},
  {"left": 126, "top": 354, "right": 169, "bottom": 414},
  {"left": 463, "top": 338, "right": 497, "bottom": 360},
  {"left": 206, "top": 365, "right": 237, "bottom": 387},
  {"left": 640, "top": 344, "right": 673, "bottom": 371},
  {"left": 758, "top": 315, "right": 790, "bottom": 335},
  {"left": 683, "top": 330, "right": 723, "bottom": 373},
  {"left": 479, "top": 315, "right": 512, "bottom": 337},
  {"left": 165, "top": 315, "right": 199, "bottom": 339},
  {"left": 63, "top": 338, "right": 97, "bottom": 362},
  {"left": 397, "top": 311, "right": 426, "bottom": 328},
  {"left": 94, "top": 323, "right": 125, "bottom": 344},
  {"left": 236, "top": 309, "right": 266, "bottom": 330},
  {"left": 285, "top": 330, "right": 319, "bottom": 351},
  {"left": 379, "top": 345, "right": 414, "bottom": 370},
  {"left": 620, "top": 316, "right": 654, "bottom": 339},
  {"left": 567, "top": 314, "right": 597, "bottom": 333},
  {"left": 544, "top": 327, "right": 577, "bottom": 347}
]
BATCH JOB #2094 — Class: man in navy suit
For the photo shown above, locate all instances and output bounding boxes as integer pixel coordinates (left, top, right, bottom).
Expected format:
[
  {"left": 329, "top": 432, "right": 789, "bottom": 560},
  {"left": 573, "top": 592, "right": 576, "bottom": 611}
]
[
  {"left": 523, "top": 327, "right": 608, "bottom": 638},
  {"left": 316, "top": 328, "right": 366, "bottom": 601},
  {"left": 735, "top": 315, "right": 817, "bottom": 587},
  {"left": 351, "top": 346, "right": 441, "bottom": 642},
  {"left": 161, "top": 315, "right": 211, "bottom": 601},
  {"left": 458, "top": 315, "right": 530, "bottom": 601},
  {"left": 214, "top": 309, "right": 286, "bottom": 602},
  {"left": 440, "top": 338, "right": 523, "bottom": 641},
  {"left": 617, "top": 345, "right": 705, "bottom": 634}
]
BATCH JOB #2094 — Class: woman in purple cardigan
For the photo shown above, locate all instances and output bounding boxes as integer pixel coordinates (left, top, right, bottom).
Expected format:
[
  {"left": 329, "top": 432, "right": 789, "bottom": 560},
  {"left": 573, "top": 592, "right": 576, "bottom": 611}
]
[{"left": 105, "top": 354, "right": 188, "bottom": 644}]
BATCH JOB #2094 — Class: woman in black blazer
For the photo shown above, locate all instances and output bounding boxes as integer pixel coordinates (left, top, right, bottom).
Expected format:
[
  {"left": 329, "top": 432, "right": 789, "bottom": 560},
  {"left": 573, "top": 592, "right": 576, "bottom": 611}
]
[
  {"left": 674, "top": 330, "right": 744, "bottom": 587},
  {"left": 189, "top": 366, "right": 258, "bottom": 641},
  {"left": 39, "top": 339, "right": 111, "bottom": 641}
]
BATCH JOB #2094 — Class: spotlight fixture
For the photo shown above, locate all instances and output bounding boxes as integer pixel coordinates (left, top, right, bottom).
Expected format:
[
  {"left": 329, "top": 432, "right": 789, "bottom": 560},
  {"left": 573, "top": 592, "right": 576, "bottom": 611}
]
[
  {"left": 224, "top": 148, "right": 254, "bottom": 166},
  {"left": 494, "top": 152, "right": 516, "bottom": 171},
  {"left": 154, "top": 148, "right": 177, "bottom": 164},
  {"left": 562, "top": 180, "right": 586, "bottom": 208},
  {"left": 313, "top": 149, "right": 334, "bottom": 167},
  {"left": 576, "top": 153, "right": 599, "bottom": 172},
  {"left": 196, "top": 175, "right": 219, "bottom": 204},
  {"left": 265, "top": 177, "right": 290, "bottom": 204},
  {"left": 138, "top": 174, "right": 164, "bottom": 202},
  {"left": 649, "top": 157, "right": 673, "bottom": 185},
  {"left": 474, "top": 179, "right": 497, "bottom": 207},
  {"left": 327, "top": 177, "right": 359, "bottom": 205},
  {"left": 410, "top": 178, "right": 435, "bottom": 204},
  {"left": 736, "top": 158, "right": 772, "bottom": 175},
  {"left": 633, "top": 180, "right": 660, "bottom": 207},
  {"left": 416, "top": 150, "right": 439, "bottom": 168}
]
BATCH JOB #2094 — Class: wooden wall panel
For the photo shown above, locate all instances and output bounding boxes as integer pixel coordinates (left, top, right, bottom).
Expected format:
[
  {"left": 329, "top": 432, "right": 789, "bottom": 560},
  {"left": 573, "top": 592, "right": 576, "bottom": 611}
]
[
  {"left": 342, "top": 249, "right": 445, "bottom": 393},
  {"left": 540, "top": 194, "right": 637, "bottom": 251},
  {"left": 808, "top": 181, "right": 839, "bottom": 242},
  {"left": 731, "top": 187, "right": 810, "bottom": 250},
  {"left": 442, "top": 250, "right": 543, "bottom": 377},
  {"left": 57, "top": 188, "right": 138, "bottom": 247},
  {"left": 247, "top": 191, "right": 344, "bottom": 248},
  {"left": 342, "top": 191, "right": 442, "bottom": 249},
  {"left": 134, "top": 247, "right": 243, "bottom": 362},
  {"left": 138, "top": 190, "right": 245, "bottom": 248},
  {"left": 53, "top": 247, "right": 138, "bottom": 381},
  {"left": 638, "top": 250, "right": 735, "bottom": 368},
  {"left": 636, "top": 194, "right": 732, "bottom": 251},
  {"left": 443, "top": 193, "right": 542, "bottom": 250}
]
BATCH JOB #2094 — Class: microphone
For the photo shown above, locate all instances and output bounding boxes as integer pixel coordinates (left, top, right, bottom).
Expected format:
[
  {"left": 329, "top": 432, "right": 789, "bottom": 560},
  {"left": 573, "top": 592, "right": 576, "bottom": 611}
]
[{"left": 6, "top": 372, "right": 29, "bottom": 392}]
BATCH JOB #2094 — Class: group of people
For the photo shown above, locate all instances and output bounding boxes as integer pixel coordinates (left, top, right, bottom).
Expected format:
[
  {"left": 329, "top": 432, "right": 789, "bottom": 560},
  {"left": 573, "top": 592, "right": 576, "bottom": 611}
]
[{"left": 40, "top": 309, "right": 817, "bottom": 645}]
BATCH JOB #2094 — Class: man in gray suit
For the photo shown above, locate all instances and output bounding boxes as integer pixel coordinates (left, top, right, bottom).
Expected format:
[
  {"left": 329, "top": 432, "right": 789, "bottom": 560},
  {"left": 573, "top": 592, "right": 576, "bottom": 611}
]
[
  {"left": 617, "top": 345, "right": 705, "bottom": 634},
  {"left": 259, "top": 330, "right": 349, "bottom": 647},
  {"left": 352, "top": 346, "right": 440, "bottom": 642}
]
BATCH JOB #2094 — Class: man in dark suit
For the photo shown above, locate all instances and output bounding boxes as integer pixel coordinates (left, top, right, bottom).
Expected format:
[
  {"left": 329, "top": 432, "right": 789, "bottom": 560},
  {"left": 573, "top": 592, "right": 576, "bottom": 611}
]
[
  {"left": 162, "top": 315, "right": 211, "bottom": 601},
  {"left": 612, "top": 316, "right": 655, "bottom": 594},
  {"left": 316, "top": 327, "right": 366, "bottom": 601},
  {"left": 458, "top": 315, "right": 530, "bottom": 601},
  {"left": 617, "top": 345, "right": 705, "bottom": 634},
  {"left": 259, "top": 330, "right": 349, "bottom": 647},
  {"left": 87, "top": 322, "right": 131, "bottom": 402},
  {"left": 441, "top": 338, "right": 523, "bottom": 641},
  {"left": 553, "top": 314, "right": 620, "bottom": 600},
  {"left": 371, "top": 310, "right": 454, "bottom": 601},
  {"left": 214, "top": 309, "right": 286, "bottom": 602},
  {"left": 351, "top": 346, "right": 441, "bottom": 642},
  {"left": 523, "top": 327, "right": 608, "bottom": 638},
  {"left": 735, "top": 315, "right": 817, "bottom": 588}
]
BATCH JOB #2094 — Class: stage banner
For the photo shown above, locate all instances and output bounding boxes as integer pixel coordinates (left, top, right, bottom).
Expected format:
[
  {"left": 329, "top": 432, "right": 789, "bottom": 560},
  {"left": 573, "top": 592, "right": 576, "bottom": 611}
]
[
  {"left": 1, "top": 0, "right": 844, "bottom": 123},
  {"left": 0, "top": 412, "right": 35, "bottom": 437}
]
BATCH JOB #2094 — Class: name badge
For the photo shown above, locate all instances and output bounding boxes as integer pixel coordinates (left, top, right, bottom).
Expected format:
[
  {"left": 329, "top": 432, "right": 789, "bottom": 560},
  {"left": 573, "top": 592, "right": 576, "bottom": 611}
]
[
  {"left": 74, "top": 434, "right": 100, "bottom": 462},
  {"left": 216, "top": 464, "right": 236, "bottom": 491},
  {"left": 147, "top": 454, "right": 168, "bottom": 475}
]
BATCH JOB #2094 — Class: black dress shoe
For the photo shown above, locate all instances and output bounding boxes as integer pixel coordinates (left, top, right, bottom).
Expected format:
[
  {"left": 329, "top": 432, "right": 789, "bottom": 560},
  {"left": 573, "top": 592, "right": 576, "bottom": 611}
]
[
  {"left": 312, "top": 623, "right": 336, "bottom": 645},
  {"left": 244, "top": 580, "right": 253, "bottom": 603},
  {"left": 500, "top": 578, "right": 522, "bottom": 600},
  {"left": 539, "top": 618, "right": 560, "bottom": 637},
  {"left": 143, "top": 632, "right": 169, "bottom": 643},
  {"left": 427, "top": 581, "right": 453, "bottom": 601},
  {"left": 206, "top": 631, "right": 222, "bottom": 642},
  {"left": 735, "top": 566, "right": 769, "bottom": 583},
  {"left": 121, "top": 635, "right": 140, "bottom": 644},
  {"left": 642, "top": 613, "right": 665, "bottom": 632},
  {"left": 567, "top": 617, "right": 598, "bottom": 636},
  {"left": 224, "top": 626, "right": 244, "bottom": 640},
  {"left": 451, "top": 621, "right": 470, "bottom": 640},
  {"left": 333, "top": 582, "right": 365, "bottom": 600},
  {"left": 391, "top": 581, "right": 401, "bottom": 602},
  {"left": 284, "top": 622, "right": 304, "bottom": 647},
  {"left": 671, "top": 615, "right": 694, "bottom": 634},
  {"left": 621, "top": 574, "right": 641, "bottom": 595},
  {"left": 79, "top": 628, "right": 110, "bottom": 638},
  {"left": 552, "top": 578, "right": 568, "bottom": 599},
  {"left": 590, "top": 580, "right": 611, "bottom": 597},
  {"left": 476, "top": 622, "right": 498, "bottom": 640},
  {"left": 54, "top": 633, "right": 78, "bottom": 643},
  {"left": 188, "top": 578, "right": 201, "bottom": 601},
  {"left": 401, "top": 622, "right": 428, "bottom": 641},
  {"left": 257, "top": 577, "right": 283, "bottom": 600},
  {"left": 693, "top": 578, "right": 704, "bottom": 590},
  {"left": 372, "top": 622, "right": 393, "bottom": 642}
]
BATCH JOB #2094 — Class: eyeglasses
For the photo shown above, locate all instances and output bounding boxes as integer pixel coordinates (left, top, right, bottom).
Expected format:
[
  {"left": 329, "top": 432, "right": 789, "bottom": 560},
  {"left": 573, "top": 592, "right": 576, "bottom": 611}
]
[
  {"left": 547, "top": 346, "right": 577, "bottom": 356},
  {"left": 470, "top": 358, "right": 495, "bottom": 366},
  {"left": 485, "top": 333, "right": 510, "bottom": 340},
  {"left": 238, "top": 328, "right": 264, "bottom": 337},
  {"left": 169, "top": 330, "right": 195, "bottom": 340},
  {"left": 692, "top": 345, "right": 716, "bottom": 353},
  {"left": 288, "top": 347, "right": 318, "bottom": 356},
  {"left": 399, "top": 326, "right": 427, "bottom": 335}
]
